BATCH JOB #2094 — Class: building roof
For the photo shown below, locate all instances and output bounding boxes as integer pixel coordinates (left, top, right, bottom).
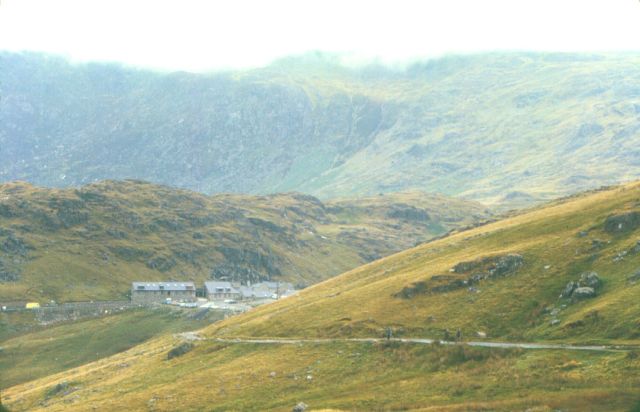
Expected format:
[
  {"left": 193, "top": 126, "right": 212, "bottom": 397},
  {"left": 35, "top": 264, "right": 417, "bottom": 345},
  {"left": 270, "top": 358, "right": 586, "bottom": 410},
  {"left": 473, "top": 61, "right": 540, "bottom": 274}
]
[
  {"left": 132, "top": 282, "right": 195, "bottom": 292},
  {"left": 238, "top": 286, "right": 272, "bottom": 299},
  {"left": 204, "top": 281, "right": 240, "bottom": 294}
]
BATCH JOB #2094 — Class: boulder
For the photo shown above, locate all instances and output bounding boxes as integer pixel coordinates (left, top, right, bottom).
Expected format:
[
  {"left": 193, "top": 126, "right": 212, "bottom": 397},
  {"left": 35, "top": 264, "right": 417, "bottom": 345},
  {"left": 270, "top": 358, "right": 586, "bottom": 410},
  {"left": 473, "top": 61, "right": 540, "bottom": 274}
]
[
  {"left": 293, "top": 402, "right": 308, "bottom": 412},
  {"left": 578, "top": 272, "right": 601, "bottom": 289},
  {"left": 572, "top": 287, "right": 596, "bottom": 299},
  {"left": 604, "top": 212, "right": 640, "bottom": 234},
  {"left": 560, "top": 281, "right": 577, "bottom": 298}
]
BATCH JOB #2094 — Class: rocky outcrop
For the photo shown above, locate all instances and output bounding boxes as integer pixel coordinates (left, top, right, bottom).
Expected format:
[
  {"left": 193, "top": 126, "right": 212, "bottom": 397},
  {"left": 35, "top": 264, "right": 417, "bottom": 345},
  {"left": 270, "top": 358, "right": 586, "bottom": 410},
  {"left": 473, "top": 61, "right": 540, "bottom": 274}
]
[
  {"left": 572, "top": 287, "right": 596, "bottom": 299},
  {"left": 0, "top": 232, "right": 33, "bottom": 255},
  {"left": 386, "top": 205, "right": 430, "bottom": 222},
  {"left": 452, "top": 254, "right": 524, "bottom": 277},
  {"left": 396, "top": 254, "right": 524, "bottom": 298},
  {"left": 146, "top": 255, "right": 177, "bottom": 272},
  {"left": 0, "top": 258, "right": 20, "bottom": 282},
  {"left": 167, "top": 342, "right": 194, "bottom": 360},
  {"left": 604, "top": 212, "right": 640, "bottom": 234},
  {"left": 560, "top": 271, "right": 601, "bottom": 299}
]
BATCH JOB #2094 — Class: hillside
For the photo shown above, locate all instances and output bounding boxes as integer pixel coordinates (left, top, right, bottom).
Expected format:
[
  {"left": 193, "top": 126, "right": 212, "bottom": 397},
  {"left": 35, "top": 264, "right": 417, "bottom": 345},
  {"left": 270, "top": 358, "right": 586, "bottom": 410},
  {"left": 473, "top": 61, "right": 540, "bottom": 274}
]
[
  {"left": 0, "top": 307, "right": 225, "bottom": 389},
  {"left": 0, "top": 180, "right": 488, "bottom": 302},
  {"left": 4, "top": 182, "right": 640, "bottom": 411},
  {"left": 2, "top": 52, "right": 640, "bottom": 205}
]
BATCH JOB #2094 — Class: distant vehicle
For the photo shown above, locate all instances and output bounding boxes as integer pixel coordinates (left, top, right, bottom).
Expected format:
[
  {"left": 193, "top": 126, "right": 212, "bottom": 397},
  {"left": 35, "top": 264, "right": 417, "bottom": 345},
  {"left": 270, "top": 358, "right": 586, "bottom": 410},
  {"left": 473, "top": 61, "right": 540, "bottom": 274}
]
[
  {"left": 223, "top": 299, "right": 237, "bottom": 304},
  {"left": 25, "top": 302, "right": 40, "bottom": 309},
  {"left": 164, "top": 298, "right": 172, "bottom": 304},
  {"left": 183, "top": 302, "right": 198, "bottom": 308}
]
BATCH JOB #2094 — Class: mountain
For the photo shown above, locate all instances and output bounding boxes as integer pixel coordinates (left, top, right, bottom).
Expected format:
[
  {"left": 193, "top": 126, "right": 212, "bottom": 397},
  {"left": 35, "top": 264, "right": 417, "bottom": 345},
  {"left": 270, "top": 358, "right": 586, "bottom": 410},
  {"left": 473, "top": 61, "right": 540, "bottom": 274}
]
[
  {"left": 5, "top": 182, "right": 640, "bottom": 411},
  {"left": 0, "top": 180, "right": 489, "bottom": 302},
  {"left": 2, "top": 52, "right": 640, "bottom": 205}
]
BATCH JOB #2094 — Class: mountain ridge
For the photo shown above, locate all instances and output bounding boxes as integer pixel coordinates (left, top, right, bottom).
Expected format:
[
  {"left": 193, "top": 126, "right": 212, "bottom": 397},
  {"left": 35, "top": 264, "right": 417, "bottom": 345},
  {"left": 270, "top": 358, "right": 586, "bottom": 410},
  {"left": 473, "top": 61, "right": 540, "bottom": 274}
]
[{"left": 3, "top": 51, "right": 640, "bottom": 205}]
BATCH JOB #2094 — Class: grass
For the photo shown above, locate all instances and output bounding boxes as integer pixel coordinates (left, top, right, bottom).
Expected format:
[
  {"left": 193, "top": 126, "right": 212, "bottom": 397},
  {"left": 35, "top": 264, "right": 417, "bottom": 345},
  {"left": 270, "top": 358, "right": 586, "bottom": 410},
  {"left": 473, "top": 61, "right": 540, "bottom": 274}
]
[
  {"left": 0, "top": 180, "right": 489, "bottom": 302},
  {"left": 0, "top": 307, "right": 224, "bottom": 389},
  {"left": 3, "top": 338, "right": 639, "bottom": 411},
  {"left": 4, "top": 182, "right": 640, "bottom": 410},
  {"left": 200, "top": 181, "right": 640, "bottom": 344}
]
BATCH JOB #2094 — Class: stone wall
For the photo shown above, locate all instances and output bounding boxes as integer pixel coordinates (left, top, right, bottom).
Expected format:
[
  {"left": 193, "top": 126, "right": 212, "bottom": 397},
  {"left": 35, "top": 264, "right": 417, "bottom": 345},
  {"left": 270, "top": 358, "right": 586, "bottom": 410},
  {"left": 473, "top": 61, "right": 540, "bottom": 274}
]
[{"left": 131, "top": 290, "right": 196, "bottom": 304}]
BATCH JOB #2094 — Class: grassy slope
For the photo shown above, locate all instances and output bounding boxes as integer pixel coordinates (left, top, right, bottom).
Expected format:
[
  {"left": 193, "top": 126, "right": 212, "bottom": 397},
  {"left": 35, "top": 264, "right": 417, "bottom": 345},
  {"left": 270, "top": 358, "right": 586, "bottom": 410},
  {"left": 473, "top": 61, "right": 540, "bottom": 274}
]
[
  {"left": 204, "top": 182, "right": 640, "bottom": 344},
  {"left": 5, "top": 182, "right": 640, "bottom": 411},
  {"left": 0, "top": 307, "right": 225, "bottom": 390},
  {"left": 0, "top": 180, "right": 489, "bottom": 302}
]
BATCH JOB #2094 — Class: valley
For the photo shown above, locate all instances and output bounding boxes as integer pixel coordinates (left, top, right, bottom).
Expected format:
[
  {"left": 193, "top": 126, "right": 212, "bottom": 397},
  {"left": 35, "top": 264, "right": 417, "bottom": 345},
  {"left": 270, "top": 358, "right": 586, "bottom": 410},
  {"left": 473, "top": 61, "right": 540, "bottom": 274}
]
[
  {"left": 4, "top": 181, "right": 640, "bottom": 411},
  {"left": 0, "top": 180, "right": 489, "bottom": 301}
]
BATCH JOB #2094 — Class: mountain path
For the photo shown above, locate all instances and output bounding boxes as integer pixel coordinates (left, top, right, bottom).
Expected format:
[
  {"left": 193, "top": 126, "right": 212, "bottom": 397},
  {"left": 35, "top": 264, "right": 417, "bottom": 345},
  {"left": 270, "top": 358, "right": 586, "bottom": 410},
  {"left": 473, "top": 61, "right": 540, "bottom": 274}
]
[{"left": 176, "top": 333, "right": 634, "bottom": 352}]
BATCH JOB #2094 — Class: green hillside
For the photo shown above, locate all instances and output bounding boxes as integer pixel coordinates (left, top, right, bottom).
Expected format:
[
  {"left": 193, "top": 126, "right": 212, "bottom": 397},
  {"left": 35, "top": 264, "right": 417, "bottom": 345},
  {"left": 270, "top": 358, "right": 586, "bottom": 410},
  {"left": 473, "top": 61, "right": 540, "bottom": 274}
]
[
  {"left": 5, "top": 182, "right": 640, "bottom": 411},
  {"left": 0, "top": 307, "right": 225, "bottom": 389},
  {"left": 2, "top": 52, "right": 640, "bottom": 205},
  {"left": 0, "top": 180, "right": 488, "bottom": 302}
]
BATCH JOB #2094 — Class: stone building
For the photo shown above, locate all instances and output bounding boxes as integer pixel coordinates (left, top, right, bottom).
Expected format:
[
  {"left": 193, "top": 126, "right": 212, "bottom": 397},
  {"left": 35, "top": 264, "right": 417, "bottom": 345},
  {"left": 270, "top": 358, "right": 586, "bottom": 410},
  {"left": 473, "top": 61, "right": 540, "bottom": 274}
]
[
  {"left": 204, "top": 281, "right": 242, "bottom": 300},
  {"left": 131, "top": 282, "right": 196, "bottom": 304}
]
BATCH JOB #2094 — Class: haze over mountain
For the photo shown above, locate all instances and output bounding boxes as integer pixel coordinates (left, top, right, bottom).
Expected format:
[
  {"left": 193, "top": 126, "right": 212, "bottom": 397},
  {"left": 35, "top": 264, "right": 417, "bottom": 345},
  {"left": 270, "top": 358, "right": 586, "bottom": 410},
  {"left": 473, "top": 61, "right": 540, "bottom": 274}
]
[{"left": 3, "top": 51, "right": 640, "bottom": 206}]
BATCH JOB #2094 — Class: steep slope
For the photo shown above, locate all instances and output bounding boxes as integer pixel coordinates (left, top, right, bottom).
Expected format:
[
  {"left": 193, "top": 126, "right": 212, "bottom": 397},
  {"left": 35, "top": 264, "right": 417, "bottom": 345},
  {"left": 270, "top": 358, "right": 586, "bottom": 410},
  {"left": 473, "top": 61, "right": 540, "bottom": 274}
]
[
  {"left": 205, "top": 182, "right": 640, "bottom": 342},
  {"left": 2, "top": 52, "right": 640, "bottom": 205},
  {"left": 0, "top": 180, "right": 488, "bottom": 301},
  {"left": 5, "top": 182, "right": 640, "bottom": 411}
]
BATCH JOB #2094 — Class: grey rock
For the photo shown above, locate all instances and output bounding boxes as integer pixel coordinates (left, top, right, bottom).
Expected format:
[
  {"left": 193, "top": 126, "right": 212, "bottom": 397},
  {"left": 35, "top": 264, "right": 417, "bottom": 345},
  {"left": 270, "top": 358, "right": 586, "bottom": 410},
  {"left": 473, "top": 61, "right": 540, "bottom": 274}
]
[
  {"left": 572, "top": 287, "right": 596, "bottom": 299},
  {"left": 604, "top": 212, "right": 640, "bottom": 234},
  {"left": 628, "top": 270, "right": 640, "bottom": 283},
  {"left": 578, "top": 272, "right": 601, "bottom": 289},
  {"left": 293, "top": 402, "right": 308, "bottom": 412},
  {"left": 560, "top": 281, "right": 577, "bottom": 298}
]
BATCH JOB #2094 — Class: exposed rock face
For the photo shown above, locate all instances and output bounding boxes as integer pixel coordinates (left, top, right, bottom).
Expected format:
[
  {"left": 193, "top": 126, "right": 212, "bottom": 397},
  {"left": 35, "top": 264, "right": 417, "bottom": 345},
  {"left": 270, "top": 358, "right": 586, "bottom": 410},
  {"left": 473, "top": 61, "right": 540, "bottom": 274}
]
[
  {"left": 386, "top": 205, "right": 430, "bottom": 222},
  {"left": 560, "top": 281, "right": 577, "bottom": 298},
  {"left": 167, "top": 342, "right": 194, "bottom": 360},
  {"left": 5, "top": 52, "right": 640, "bottom": 205},
  {"left": 560, "top": 272, "right": 601, "bottom": 299},
  {"left": 146, "top": 255, "right": 177, "bottom": 272},
  {"left": 452, "top": 254, "right": 524, "bottom": 277},
  {"left": 293, "top": 402, "right": 308, "bottom": 412},
  {"left": 579, "top": 271, "right": 601, "bottom": 289},
  {"left": 396, "top": 253, "right": 524, "bottom": 298},
  {"left": 214, "top": 246, "right": 283, "bottom": 279},
  {"left": 604, "top": 212, "right": 640, "bottom": 234},
  {"left": 572, "top": 287, "right": 596, "bottom": 299}
]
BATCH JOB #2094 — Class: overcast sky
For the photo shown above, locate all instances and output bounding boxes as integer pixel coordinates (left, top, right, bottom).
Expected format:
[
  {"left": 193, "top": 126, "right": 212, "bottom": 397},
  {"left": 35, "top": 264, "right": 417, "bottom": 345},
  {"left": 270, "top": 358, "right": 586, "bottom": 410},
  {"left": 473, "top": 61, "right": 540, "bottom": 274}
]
[{"left": 0, "top": 0, "right": 639, "bottom": 72}]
